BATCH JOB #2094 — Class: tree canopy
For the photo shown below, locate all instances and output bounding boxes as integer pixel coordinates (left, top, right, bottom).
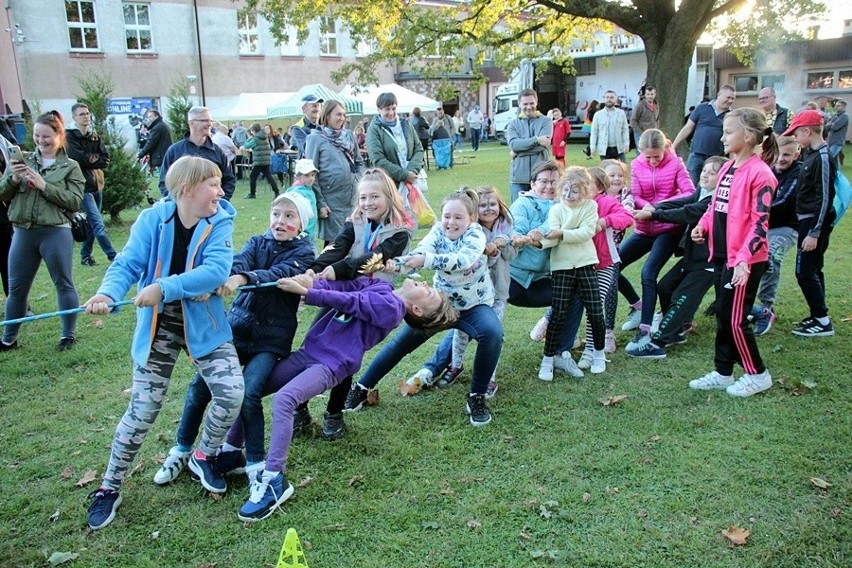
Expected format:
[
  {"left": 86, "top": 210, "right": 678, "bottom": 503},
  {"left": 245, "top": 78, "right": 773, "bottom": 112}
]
[{"left": 244, "top": 0, "right": 825, "bottom": 137}]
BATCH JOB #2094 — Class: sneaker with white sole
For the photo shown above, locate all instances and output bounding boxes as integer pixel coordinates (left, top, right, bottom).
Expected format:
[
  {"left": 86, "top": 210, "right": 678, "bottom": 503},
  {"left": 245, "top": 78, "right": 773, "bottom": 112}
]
[
  {"left": 791, "top": 319, "right": 834, "bottom": 337},
  {"left": 689, "top": 371, "right": 734, "bottom": 390},
  {"left": 726, "top": 371, "right": 772, "bottom": 397},
  {"left": 530, "top": 315, "right": 549, "bottom": 341},
  {"left": 577, "top": 350, "right": 593, "bottom": 370},
  {"left": 188, "top": 452, "right": 227, "bottom": 493},
  {"left": 753, "top": 307, "right": 776, "bottom": 336},
  {"left": 216, "top": 449, "right": 247, "bottom": 476},
  {"left": 604, "top": 330, "right": 617, "bottom": 354},
  {"left": 466, "top": 394, "right": 492, "bottom": 426},
  {"left": 238, "top": 471, "right": 294, "bottom": 522},
  {"left": 343, "top": 384, "right": 369, "bottom": 412},
  {"left": 485, "top": 380, "right": 498, "bottom": 399},
  {"left": 650, "top": 312, "right": 663, "bottom": 333},
  {"left": 554, "top": 352, "right": 584, "bottom": 378},
  {"left": 625, "top": 330, "right": 651, "bottom": 352},
  {"left": 621, "top": 307, "right": 642, "bottom": 331},
  {"left": 538, "top": 356, "right": 554, "bottom": 381},
  {"left": 590, "top": 352, "right": 606, "bottom": 374},
  {"left": 626, "top": 339, "right": 667, "bottom": 359},
  {"left": 153, "top": 447, "right": 191, "bottom": 485},
  {"left": 87, "top": 488, "right": 122, "bottom": 530}
]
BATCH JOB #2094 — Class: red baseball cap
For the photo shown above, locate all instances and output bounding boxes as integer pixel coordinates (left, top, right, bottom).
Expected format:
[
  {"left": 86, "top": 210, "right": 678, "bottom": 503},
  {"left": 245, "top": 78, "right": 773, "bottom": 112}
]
[{"left": 782, "top": 109, "right": 824, "bottom": 136}]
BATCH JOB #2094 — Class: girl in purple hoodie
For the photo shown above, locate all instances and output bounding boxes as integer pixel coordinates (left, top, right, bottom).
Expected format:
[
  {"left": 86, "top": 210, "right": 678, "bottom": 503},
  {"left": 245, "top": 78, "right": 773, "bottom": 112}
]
[{"left": 617, "top": 129, "right": 694, "bottom": 346}]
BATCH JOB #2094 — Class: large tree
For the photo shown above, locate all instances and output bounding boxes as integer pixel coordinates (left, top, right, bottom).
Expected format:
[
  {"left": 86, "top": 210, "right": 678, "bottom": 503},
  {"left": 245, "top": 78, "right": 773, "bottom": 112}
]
[{"left": 244, "top": 0, "right": 824, "bottom": 138}]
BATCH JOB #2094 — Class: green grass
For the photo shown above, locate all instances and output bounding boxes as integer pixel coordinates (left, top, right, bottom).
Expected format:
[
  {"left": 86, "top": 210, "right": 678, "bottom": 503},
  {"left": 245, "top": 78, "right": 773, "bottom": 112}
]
[{"left": 1, "top": 143, "right": 850, "bottom": 567}]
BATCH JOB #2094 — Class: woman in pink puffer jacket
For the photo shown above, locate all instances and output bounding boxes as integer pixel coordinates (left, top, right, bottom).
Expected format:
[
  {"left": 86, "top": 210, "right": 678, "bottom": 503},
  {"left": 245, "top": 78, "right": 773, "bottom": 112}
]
[{"left": 617, "top": 129, "right": 695, "bottom": 344}]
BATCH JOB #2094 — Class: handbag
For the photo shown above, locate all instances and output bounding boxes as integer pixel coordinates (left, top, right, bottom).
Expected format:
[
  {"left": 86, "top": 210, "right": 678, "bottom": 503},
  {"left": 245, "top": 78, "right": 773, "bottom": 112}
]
[
  {"left": 414, "top": 168, "right": 428, "bottom": 194},
  {"left": 62, "top": 209, "right": 89, "bottom": 242}
]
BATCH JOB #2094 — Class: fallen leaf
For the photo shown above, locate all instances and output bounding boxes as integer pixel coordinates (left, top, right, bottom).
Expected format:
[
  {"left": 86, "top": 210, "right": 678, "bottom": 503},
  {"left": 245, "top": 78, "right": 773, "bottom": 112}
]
[
  {"left": 156, "top": 432, "right": 169, "bottom": 443},
  {"left": 460, "top": 476, "right": 483, "bottom": 483},
  {"left": 398, "top": 379, "right": 421, "bottom": 397},
  {"left": 439, "top": 487, "right": 453, "bottom": 495},
  {"left": 502, "top": 435, "right": 514, "bottom": 442},
  {"left": 92, "top": 318, "right": 104, "bottom": 329},
  {"left": 638, "top": 509, "right": 648, "bottom": 518},
  {"left": 519, "top": 529, "right": 532, "bottom": 540},
  {"left": 49, "top": 510, "right": 60, "bottom": 522},
  {"left": 123, "top": 387, "right": 132, "bottom": 394},
  {"left": 296, "top": 476, "right": 313, "bottom": 488},
  {"left": 690, "top": 516, "right": 700, "bottom": 525},
  {"left": 421, "top": 520, "right": 440, "bottom": 529},
  {"left": 47, "top": 552, "right": 79, "bottom": 567},
  {"left": 60, "top": 466, "right": 74, "bottom": 480},
  {"left": 365, "top": 389, "right": 380, "bottom": 406},
  {"left": 840, "top": 314, "right": 852, "bottom": 322},
  {"left": 152, "top": 453, "right": 166, "bottom": 465},
  {"left": 582, "top": 492, "right": 591, "bottom": 504},
  {"left": 830, "top": 508, "right": 842, "bottom": 518},
  {"left": 649, "top": 435, "right": 661, "bottom": 442},
  {"left": 194, "top": 564, "right": 217, "bottom": 568},
  {"left": 810, "top": 477, "right": 832, "bottom": 489},
  {"left": 348, "top": 475, "right": 362, "bottom": 487},
  {"left": 302, "top": 540, "right": 312, "bottom": 550},
  {"left": 599, "top": 394, "right": 628, "bottom": 406},
  {"left": 131, "top": 461, "right": 146, "bottom": 475},
  {"left": 208, "top": 492, "right": 222, "bottom": 501},
  {"left": 323, "top": 523, "right": 346, "bottom": 531},
  {"left": 149, "top": 531, "right": 160, "bottom": 540},
  {"left": 74, "top": 470, "right": 97, "bottom": 488},
  {"left": 78, "top": 439, "right": 88, "bottom": 445},
  {"left": 539, "top": 505, "right": 552, "bottom": 519},
  {"left": 467, "top": 519, "right": 482, "bottom": 529},
  {"left": 606, "top": 486, "right": 621, "bottom": 494},
  {"left": 721, "top": 525, "right": 750, "bottom": 545}
]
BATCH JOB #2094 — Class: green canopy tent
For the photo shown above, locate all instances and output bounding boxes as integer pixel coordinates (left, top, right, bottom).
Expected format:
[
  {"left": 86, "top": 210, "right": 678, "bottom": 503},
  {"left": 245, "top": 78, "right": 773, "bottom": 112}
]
[{"left": 267, "top": 84, "right": 363, "bottom": 118}]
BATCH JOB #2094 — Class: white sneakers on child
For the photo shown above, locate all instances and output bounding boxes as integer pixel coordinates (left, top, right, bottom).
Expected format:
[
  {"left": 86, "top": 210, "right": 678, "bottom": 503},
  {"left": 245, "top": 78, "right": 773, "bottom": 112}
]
[
  {"left": 578, "top": 349, "right": 606, "bottom": 374},
  {"left": 538, "top": 356, "right": 554, "bottom": 381},
  {"left": 689, "top": 371, "right": 734, "bottom": 390},
  {"left": 726, "top": 371, "right": 772, "bottom": 397},
  {"left": 621, "top": 307, "right": 642, "bottom": 331},
  {"left": 153, "top": 447, "right": 191, "bottom": 485},
  {"left": 554, "top": 352, "right": 584, "bottom": 378}
]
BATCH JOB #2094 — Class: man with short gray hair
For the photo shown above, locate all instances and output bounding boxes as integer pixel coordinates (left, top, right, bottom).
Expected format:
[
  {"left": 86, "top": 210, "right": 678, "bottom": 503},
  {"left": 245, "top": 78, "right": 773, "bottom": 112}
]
[
  {"left": 158, "top": 106, "right": 235, "bottom": 200},
  {"left": 758, "top": 87, "right": 789, "bottom": 134}
]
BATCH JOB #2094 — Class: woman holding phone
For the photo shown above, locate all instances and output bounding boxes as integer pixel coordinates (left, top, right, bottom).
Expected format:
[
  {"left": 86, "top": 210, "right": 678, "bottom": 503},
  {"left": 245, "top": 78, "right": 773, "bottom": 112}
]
[{"left": 0, "top": 111, "right": 85, "bottom": 352}]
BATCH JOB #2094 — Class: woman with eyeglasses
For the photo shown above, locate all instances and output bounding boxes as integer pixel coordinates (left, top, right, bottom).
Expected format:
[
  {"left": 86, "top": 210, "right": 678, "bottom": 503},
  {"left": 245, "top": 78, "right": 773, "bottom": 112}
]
[{"left": 0, "top": 111, "right": 85, "bottom": 352}]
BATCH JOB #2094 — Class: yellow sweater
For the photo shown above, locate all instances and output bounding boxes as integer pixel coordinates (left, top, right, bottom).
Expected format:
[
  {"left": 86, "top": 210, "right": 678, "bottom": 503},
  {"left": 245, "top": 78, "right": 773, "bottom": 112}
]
[{"left": 539, "top": 199, "right": 599, "bottom": 270}]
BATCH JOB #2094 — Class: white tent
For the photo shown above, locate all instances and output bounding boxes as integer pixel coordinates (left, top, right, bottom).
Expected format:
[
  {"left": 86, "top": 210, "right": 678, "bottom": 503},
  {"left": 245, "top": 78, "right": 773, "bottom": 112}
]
[
  {"left": 209, "top": 92, "right": 294, "bottom": 121},
  {"left": 340, "top": 83, "right": 441, "bottom": 115}
]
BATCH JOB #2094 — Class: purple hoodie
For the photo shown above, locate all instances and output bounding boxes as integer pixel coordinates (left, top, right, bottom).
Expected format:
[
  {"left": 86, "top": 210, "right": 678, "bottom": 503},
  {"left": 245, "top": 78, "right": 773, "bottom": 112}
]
[{"left": 302, "top": 278, "right": 406, "bottom": 377}]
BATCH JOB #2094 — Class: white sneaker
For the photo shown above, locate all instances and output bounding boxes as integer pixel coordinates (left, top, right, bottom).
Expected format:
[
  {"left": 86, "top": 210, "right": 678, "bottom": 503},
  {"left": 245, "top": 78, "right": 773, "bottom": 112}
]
[
  {"left": 530, "top": 315, "right": 549, "bottom": 342},
  {"left": 577, "top": 350, "right": 593, "bottom": 370},
  {"left": 625, "top": 330, "right": 651, "bottom": 352},
  {"left": 554, "top": 352, "right": 584, "bottom": 378},
  {"left": 538, "top": 356, "right": 554, "bottom": 381},
  {"left": 590, "top": 351, "right": 606, "bottom": 374},
  {"left": 688, "top": 371, "right": 734, "bottom": 390},
  {"left": 153, "top": 446, "right": 191, "bottom": 485},
  {"left": 726, "top": 371, "right": 772, "bottom": 397},
  {"left": 650, "top": 312, "right": 663, "bottom": 333},
  {"left": 604, "top": 330, "right": 617, "bottom": 354},
  {"left": 621, "top": 307, "right": 642, "bottom": 331}
]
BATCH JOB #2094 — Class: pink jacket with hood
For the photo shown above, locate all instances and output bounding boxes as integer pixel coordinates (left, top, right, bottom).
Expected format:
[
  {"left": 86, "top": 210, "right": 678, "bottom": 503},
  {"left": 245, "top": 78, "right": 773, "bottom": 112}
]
[
  {"left": 630, "top": 149, "right": 695, "bottom": 236},
  {"left": 697, "top": 155, "right": 777, "bottom": 267},
  {"left": 592, "top": 193, "right": 634, "bottom": 269}
]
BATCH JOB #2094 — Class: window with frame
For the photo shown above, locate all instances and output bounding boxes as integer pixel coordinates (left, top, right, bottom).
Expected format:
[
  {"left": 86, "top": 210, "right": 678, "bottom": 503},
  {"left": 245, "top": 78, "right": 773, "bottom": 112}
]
[
  {"left": 66, "top": 0, "right": 99, "bottom": 51},
  {"left": 355, "top": 39, "right": 376, "bottom": 58},
  {"left": 319, "top": 16, "right": 338, "bottom": 56},
  {"left": 839, "top": 70, "right": 852, "bottom": 90},
  {"left": 238, "top": 10, "right": 260, "bottom": 55},
  {"left": 279, "top": 24, "right": 301, "bottom": 56},
  {"left": 733, "top": 72, "right": 784, "bottom": 94},
  {"left": 124, "top": 3, "right": 153, "bottom": 52},
  {"left": 807, "top": 71, "right": 834, "bottom": 90}
]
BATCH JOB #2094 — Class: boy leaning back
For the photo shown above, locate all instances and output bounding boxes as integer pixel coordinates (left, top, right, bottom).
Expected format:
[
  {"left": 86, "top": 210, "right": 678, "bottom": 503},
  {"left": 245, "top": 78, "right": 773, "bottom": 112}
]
[
  {"left": 83, "top": 156, "right": 244, "bottom": 530},
  {"left": 781, "top": 110, "right": 837, "bottom": 337}
]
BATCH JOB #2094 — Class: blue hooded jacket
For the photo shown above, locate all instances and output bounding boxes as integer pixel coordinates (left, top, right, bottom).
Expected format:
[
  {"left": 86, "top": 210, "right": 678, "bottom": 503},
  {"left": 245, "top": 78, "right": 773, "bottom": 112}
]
[{"left": 97, "top": 199, "right": 236, "bottom": 366}]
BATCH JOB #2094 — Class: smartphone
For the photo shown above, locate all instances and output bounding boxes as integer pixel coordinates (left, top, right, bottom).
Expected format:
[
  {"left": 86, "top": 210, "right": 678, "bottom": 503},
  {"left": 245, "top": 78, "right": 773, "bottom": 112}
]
[{"left": 8, "top": 145, "right": 25, "bottom": 164}]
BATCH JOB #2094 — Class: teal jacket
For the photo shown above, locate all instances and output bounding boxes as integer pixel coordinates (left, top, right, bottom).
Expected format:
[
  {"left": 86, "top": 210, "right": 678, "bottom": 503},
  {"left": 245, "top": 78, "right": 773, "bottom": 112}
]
[
  {"left": 97, "top": 199, "right": 237, "bottom": 366},
  {"left": 0, "top": 148, "right": 84, "bottom": 227}
]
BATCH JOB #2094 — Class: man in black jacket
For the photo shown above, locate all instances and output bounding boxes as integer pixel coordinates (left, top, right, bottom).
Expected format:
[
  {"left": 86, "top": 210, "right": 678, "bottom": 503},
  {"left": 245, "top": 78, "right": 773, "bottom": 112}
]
[
  {"left": 137, "top": 109, "right": 172, "bottom": 172},
  {"left": 626, "top": 156, "right": 728, "bottom": 359},
  {"left": 66, "top": 103, "right": 117, "bottom": 266},
  {"left": 158, "top": 107, "right": 235, "bottom": 200}
]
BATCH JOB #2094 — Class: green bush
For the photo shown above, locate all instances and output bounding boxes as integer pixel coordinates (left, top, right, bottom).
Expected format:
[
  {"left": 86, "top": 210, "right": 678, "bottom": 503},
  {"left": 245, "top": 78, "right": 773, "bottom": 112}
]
[
  {"left": 166, "top": 76, "right": 193, "bottom": 140},
  {"left": 102, "top": 118, "right": 148, "bottom": 223}
]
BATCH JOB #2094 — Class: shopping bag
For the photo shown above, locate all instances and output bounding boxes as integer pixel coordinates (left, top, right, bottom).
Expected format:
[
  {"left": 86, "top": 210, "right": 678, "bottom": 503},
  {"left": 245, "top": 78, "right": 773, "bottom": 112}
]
[
  {"left": 833, "top": 171, "right": 850, "bottom": 226},
  {"left": 401, "top": 182, "right": 436, "bottom": 227}
]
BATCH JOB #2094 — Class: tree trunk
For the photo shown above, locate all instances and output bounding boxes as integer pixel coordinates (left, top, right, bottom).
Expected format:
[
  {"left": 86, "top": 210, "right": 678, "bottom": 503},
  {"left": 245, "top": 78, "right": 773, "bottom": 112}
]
[{"left": 643, "top": 36, "right": 697, "bottom": 143}]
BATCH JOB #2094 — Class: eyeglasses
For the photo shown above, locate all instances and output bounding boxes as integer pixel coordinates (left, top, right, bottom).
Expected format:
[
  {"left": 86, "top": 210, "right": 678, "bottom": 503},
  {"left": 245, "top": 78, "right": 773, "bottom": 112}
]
[
  {"left": 534, "top": 178, "right": 556, "bottom": 185},
  {"left": 191, "top": 119, "right": 213, "bottom": 124}
]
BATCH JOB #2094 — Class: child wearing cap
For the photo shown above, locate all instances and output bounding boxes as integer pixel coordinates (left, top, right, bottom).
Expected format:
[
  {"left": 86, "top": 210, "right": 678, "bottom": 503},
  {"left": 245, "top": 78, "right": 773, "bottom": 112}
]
[
  {"left": 285, "top": 158, "right": 322, "bottom": 240},
  {"left": 152, "top": 192, "right": 316, "bottom": 491},
  {"left": 782, "top": 109, "right": 837, "bottom": 337}
]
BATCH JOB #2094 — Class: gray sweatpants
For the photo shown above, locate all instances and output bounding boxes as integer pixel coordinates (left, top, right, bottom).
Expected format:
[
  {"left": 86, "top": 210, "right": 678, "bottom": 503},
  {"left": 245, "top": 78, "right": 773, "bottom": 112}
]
[
  {"left": 3, "top": 225, "right": 78, "bottom": 342},
  {"left": 102, "top": 303, "right": 244, "bottom": 491}
]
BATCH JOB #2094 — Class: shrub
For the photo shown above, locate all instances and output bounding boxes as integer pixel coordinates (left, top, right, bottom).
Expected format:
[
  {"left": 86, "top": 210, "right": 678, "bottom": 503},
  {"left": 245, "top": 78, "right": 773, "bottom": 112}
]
[
  {"left": 102, "top": 118, "right": 149, "bottom": 223},
  {"left": 167, "top": 77, "right": 193, "bottom": 140}
]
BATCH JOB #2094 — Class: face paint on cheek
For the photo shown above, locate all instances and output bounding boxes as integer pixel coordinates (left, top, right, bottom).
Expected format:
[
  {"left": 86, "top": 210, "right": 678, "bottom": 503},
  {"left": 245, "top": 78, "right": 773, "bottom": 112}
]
[{"left": 285, "top": 223, "right": 298, "bottom": 233}]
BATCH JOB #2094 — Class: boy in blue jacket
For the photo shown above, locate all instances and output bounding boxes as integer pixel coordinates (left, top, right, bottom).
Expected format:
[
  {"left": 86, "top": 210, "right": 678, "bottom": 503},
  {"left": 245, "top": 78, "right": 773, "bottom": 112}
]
[
  {"left": 236, "top": 275, "right": 455, "bottom": 522},
  {"left": 152, "top": 192, "right": 316, "bottom": 491},
  {"left": 83, "top": 156, "right": 243, "bottom": 530}
]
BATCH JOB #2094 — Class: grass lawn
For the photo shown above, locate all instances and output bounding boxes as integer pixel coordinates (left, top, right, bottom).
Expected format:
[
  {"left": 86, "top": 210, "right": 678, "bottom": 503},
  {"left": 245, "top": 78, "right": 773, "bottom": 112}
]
[{"left": 1, "top": 142, "right": 850, "bottom": 567}]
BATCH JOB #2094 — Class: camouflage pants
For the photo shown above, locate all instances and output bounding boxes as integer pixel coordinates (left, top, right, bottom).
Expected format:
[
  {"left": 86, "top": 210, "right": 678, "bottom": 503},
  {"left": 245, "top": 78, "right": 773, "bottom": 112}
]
[{"left": 102, "top": 303, "right": 244, "bottom": 491}]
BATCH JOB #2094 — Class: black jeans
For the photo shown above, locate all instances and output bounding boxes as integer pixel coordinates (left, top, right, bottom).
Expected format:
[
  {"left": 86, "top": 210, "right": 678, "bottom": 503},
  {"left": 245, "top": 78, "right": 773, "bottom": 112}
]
[{"left": 249, "top": 165, "right": 280, "bottom": 196}]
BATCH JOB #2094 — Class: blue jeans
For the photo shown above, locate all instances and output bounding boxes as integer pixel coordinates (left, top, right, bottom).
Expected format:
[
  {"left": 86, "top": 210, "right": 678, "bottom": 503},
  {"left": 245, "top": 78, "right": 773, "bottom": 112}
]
[
  {"left": 686, "top": 153, "right": 710, "bottom": 188},
  {"left": 358, "top": 304, "right": 503, "bottom": 395},
  {"left": 756, "top": 226, "right": 798, "bottom": 308},
  {"left": 470, "top": 128, "right": 481, "bottom": 151},
  {"left": 453, "top": 133, "right": 463, "bottom": 149},
  {"left": 177, "top": 351, "right": 278, "bottom": 463},
  {"left": 829, "top": 143, "right": 843, "bottom": 168},
  {"left": 617, "top": 232, "right": 679, "bottom": 327},
  {"left": 80, "top": 191, "right": 116, "bottom": 261},
  {"left": 510, "top": 183, "right": 531, "bottom": 203}
]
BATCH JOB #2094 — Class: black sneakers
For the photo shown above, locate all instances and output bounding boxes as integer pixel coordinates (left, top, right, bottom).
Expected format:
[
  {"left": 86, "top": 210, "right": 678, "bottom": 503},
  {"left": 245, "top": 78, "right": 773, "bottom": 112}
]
[
  {"left": 321, "top": 412, "right": 345, "bottom": 441},
  {"left": 0, "top": 340, "right": 19, "bottom": 352},
  {"left": 343, "top": 384, "right": 369, "bottom": 412},
  {"left": 466, "top": 394, "right": 492, "bottom": 427},
  {"left": 792, "top": 318, "right": 834, "bottom": 337},
  {"left": 81, "top": 256, "right": 97, "bottom": 266},
  {"left": 216, "top": 449, "right": 247, "bottom": 476},
  {"left": 292, "top": 407, "right": 312, "bottom": 438},
  {"left": 56, "top": 337, "right": 76, "bottom": 351}
]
